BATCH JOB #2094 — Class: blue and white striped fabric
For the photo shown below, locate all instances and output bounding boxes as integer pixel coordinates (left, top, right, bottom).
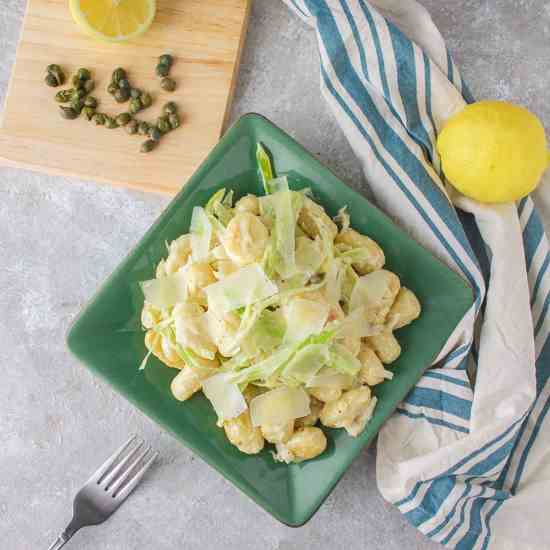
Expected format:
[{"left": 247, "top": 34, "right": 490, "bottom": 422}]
[{"left": 283, "top": 1, "right": 550, "bottom": 548}]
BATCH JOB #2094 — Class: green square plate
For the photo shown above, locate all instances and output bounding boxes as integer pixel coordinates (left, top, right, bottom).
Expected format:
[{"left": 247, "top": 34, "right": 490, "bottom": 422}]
[{"left": 67, "top": 113, "right": 473, "bottom": 526}]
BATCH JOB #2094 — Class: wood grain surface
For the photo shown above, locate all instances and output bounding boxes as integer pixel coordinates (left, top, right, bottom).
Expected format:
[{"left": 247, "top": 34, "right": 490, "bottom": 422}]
[{"left": 0, "top": 0, "right": 250, "bottom": 194}]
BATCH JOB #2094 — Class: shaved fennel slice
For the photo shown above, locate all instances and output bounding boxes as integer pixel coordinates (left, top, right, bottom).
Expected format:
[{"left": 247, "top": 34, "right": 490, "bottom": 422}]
[
  {"left": 266, "top": 176, "right": 290, "bottom": 194},
  {"left": 350, "top": 270, "right": 396, "bottom": 311},
  {"left": 190, "top": 206, "right": 212, "bottom": 262},
  {"left": 324, "top": 259, "right": 344, "bottom": 305},
  {"left": 231, "top": 279, "right": 328, "bottom": 347},
  {"left": 240, "top": 309, "right": 286, "bottom": 357},
  {"left": 204, "top": 263, "right": 277, "bottom": 314},
  {"left": 341, "top": 264, "right": 359, "bottom": 305},
  {"left": 202, "top": 373, "right": 247, "bottom": 422},
  {"left": 283, "top": 298, "right": 330, "bottom": 344},
  {"left": 205, "top": 188, "right": 234, "bottom": 226},
  {"left": 295, "top": 236, "right": 324, "bottom": 277},
  {"left": 273, "top": 189, "right": 297, "bottom": 278},
  {"left": 204, "top": 309, "right": 240, "bottom": 358},
  {"left": 330, "top": 344, "right": 362, "bottom": 376},
  {"left": 281, "top": 343, "right": 330, "bottom": 385},
  {"left": 250, "top": 386, "right": 310, "bottom": 427},
  {"left": 140, "top": 270, "right": 187, "bottom": 308},
  {"left": 174, "top": 308, "right": 216, "bottom": 360},
  {"left": 205, "top": 189, "right": 226, "bottom": 215},
  {"left": 231, "top": 345, "right": 295, "bottom": 385},
  {"left": 257, "top": 143, "right": 274, "bottom": 194},
  {"left": 306, "top": 367, "right": 354, "bottom": 390},
  {"left": 335, "top": 307, "right": 383, "bottom": 339},
  {"left": 138, "top": 349, "right": 153, "bottom": 371}
]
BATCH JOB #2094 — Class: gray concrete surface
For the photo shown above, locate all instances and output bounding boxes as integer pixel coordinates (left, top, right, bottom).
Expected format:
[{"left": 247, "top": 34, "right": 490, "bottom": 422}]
[{"left": 1, "top": 1, "right": 549, "bottom": 549}]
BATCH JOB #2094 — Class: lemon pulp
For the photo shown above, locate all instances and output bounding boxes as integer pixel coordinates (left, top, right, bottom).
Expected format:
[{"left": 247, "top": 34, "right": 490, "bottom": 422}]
[{"left": 70, "top": 0, "right": 157, "bottom": 43}]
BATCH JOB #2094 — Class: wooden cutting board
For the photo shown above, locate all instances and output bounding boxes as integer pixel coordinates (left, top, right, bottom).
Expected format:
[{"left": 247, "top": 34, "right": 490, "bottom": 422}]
[{"left": 0, "top": 0, "right": 250, "bottom": 194}]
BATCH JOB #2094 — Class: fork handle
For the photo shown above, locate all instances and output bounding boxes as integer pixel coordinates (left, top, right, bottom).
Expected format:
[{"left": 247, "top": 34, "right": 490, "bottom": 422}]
[
  {"left": 47, "top": 533, "right": 71, "bottom": 550},
  {"left": 47, "top": 523, "right": 79, "bottom": 550}
]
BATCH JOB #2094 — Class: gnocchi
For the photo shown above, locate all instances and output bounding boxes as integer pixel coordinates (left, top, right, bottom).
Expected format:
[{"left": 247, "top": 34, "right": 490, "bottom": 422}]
[
  {"left": 186, "top": 262, "right": 217, "bottom": 304},
  {"left": 144, "top": 330, "right": 184, "bottom": 369},
  {"left": 320, "top": 386, "right": 375, "bottom": 437},
  {"left": 235, "top": 194, "right": 260, "bottom": 215},
  {"left": 224, "top": 410, "right": 265, "bottom": 455},
  {"left": 386, "top": 287, "right": 421, "bottom": 329},
  {"left": 261, "top": 420, "right": 295, "bottom": 444},
  {"left": 275, "top": 427, "right": 327, "bottom": 463},
  {"left": 296, "top": 397, "right": 323, "bottom": 428},
  {"left": 222, "top": 212, "right": 269, "bottom": 266},
  {"left": 298, "top": 197, "right": 338, "bottom": 240},
  {"left": 366, "top": 331, "right": 402, "bottom": 364},
  {"left": 357, "top": 344, "right": 393, "bottom": 385},
  {"left": 335, "top": 228, "right": 385, "bottom": 274}
]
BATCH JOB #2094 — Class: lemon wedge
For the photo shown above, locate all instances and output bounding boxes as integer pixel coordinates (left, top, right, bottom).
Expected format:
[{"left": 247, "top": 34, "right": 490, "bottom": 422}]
[
  {"left": 437, "top": 101, "right": 550, "bottom": 203},
  {"left": 69, "top": 0, "right": 157, "bottom": 43}
]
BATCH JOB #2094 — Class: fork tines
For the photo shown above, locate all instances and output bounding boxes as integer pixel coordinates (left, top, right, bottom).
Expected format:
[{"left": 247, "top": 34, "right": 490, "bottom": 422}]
[{"left": 90, "top": 435, "right": 158, "bottom": 500}]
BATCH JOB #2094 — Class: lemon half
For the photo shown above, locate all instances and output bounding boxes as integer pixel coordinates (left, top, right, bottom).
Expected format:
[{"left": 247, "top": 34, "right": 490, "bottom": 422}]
[
  {"left": 70, "top": 0, "right": 157, "bottom": 43},
  {"left": 437, "top": 101, "right": 550, "bottom": 203}
]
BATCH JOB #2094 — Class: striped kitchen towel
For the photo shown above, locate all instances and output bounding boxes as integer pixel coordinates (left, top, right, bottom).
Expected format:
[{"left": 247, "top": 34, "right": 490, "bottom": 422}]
[{"left": 282, "top": 1, "right": 550, "bottom": 548}]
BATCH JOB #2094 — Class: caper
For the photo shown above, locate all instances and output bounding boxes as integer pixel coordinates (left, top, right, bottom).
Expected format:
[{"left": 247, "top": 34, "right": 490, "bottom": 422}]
[
  {"left": 159, "top": 54, "right": 173, "bottom": 67},
  {"left": 114, "top": 88, "right": 130, "bottom": 103},
  {"left": 70, "top": 97, "right": 84, "bottom": 113},
  {"left": 138, "top": 121, "right": 150, "bottom": 135},
  {"left": 130, "top": 88, "right": 142, "bottom": 99},
  {"left": 156, "top": 64, "right": 170, "bottom": 78},
  {"left": 84, "top": 96, "right": 98, "bottom": 109},
  {"left": 160, "top": 77, "right": 176, "bottom": 92},
  {"left": 83, "top": 80, "right": 95, "bottom": 94},
  {"left": 45, "top": 73, "right": 60, "bottom": 87},
  {"left": 140, "top": 92, "right": 152, "bottom": 109},
  {"left": 105, "top": 116, "right": 119, "bottom": 129},
  {"left": 162, "top": 101, "right": 178, "bottom": 115},
  {"left": 82, "top": 106, "right": 96, "bottom": 121},
  {"left": 59, "top": 106, "right": 79, "bottom": 120},
  {"left": 72, "top": 75, "right": 85, "bottom": 89},
  {"left": 118, "top": 78, "right": 130, "bottom": 90},
  {"left": 46, "top": 64, "right": 65, "bottom": 86},
  {"left": 55, "top": 89, "right": 73, "bottom": 103},
  {"left": 93, "top": 113, "right": 106, "bottom": 126},
  {"left": 107, "top": 82, "right": 118, "bottom": 95},
  {"left": 73, "top": 88, "right": 87, "bottom": 100},
  {"left": 116, "top": 112, "right": 132, "bottom": 126},
  {"left": 148, "top": 126, "right": 161, "bottom": 142},
  {"left": 141, "top": 140, "right": 157, "bottom": 153},
  {"left": 126, "top": 119, "right": 139, "bottom": 135},
  {"left": 76, "top": 68, "right": 91, "bottom": 81},
  {"left": 157, "top": 116, "right": 171, "bottom": 134},
  {"left": 168, "top": 113, "right": 180, "bottom": 129},
  {"left": 112, "top": 67, "right": 126, "bottom": 84},
  {"left": 129, "top": 97, "right": 142, "bottom": 114}
]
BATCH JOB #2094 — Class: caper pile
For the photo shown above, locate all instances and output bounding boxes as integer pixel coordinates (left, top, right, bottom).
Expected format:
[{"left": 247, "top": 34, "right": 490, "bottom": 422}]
[
  {"left": 54, "top": 67, "right": 97, "bottom": 120},
  {"left": 45, "top": 54, "right": 182, "bottom": 154},
  {"left": 138, "top": 102, "right": 181, "bottom": 152}
]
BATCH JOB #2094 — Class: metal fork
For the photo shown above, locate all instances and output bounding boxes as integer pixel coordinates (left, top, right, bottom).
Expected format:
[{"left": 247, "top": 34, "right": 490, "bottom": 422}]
[{"left": 47, "top": 435, "right": 158, "bottom": 549}]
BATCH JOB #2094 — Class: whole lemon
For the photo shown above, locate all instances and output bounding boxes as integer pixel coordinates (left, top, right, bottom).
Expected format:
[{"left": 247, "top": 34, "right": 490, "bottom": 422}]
[{"left": 437, "top": 101, "right": 549, "bottom": 203}]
